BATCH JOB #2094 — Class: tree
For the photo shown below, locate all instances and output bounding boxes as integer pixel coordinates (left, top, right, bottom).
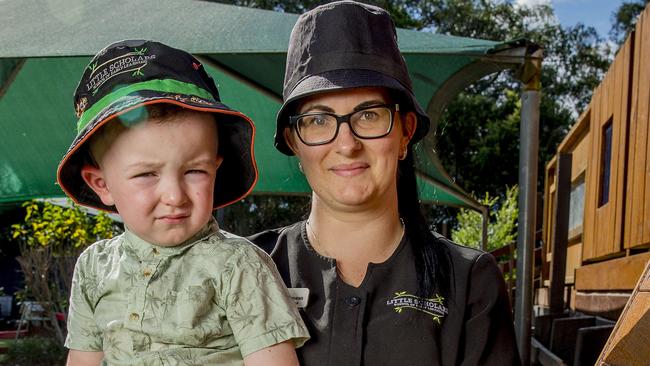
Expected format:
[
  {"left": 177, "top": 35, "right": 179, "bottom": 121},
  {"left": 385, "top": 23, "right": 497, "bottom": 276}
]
[
  {"left": 419, "top": 0, "right": 610, "bottom": 195},
  {"left": 212, "top": 0, "right": 615, "bottom": 234},
  {"left": 217, "top": 0, "right": 611, "bottom": 197},
  {"left": 221, "top": 195, "right": 310, "bottom": 236},
  {"left": 451, "top": 185, "right": 518, "bottom": 251},
  {"left": 10, "top": 200, "right": 121, "bottom": 344},
  {"left": 610, "top": 0, "right": 650, "bottom": 45}
]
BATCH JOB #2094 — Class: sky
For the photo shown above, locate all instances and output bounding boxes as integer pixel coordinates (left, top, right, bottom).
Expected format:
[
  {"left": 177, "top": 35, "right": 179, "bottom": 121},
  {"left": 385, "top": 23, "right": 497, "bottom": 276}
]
[{"left": 516, "top": 0, "right": 629, "bottom": 37}]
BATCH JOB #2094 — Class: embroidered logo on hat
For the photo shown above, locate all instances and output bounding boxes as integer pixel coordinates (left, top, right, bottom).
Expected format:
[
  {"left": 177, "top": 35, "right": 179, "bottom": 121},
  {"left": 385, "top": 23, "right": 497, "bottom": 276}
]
[{"left": 84, "top": 47, "right": 156, "bottom": 95}]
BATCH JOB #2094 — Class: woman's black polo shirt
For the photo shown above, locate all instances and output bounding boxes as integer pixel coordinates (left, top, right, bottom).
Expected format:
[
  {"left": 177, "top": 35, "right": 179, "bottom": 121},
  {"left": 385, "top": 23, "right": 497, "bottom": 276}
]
[{"left": 249, "top": 221, "right": 520, "bottom": 365}]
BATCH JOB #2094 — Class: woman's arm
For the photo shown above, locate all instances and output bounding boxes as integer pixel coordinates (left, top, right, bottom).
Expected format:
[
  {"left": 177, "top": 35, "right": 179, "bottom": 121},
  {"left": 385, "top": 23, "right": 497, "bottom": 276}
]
[
  {"left": 67, "top": 350, "right": 103, "bottom": 366},
  {"left": 461, "top": 253, "right": 521, "bottom": 366},
  {"left": 243, "top": 341, "right": 299, "bottom": 366}
]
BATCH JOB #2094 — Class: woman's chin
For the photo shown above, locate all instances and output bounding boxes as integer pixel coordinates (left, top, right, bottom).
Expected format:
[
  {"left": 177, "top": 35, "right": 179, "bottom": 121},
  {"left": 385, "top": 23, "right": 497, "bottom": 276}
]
[{"left": 323, "top": 189, "right": 383, "bottom": 210}]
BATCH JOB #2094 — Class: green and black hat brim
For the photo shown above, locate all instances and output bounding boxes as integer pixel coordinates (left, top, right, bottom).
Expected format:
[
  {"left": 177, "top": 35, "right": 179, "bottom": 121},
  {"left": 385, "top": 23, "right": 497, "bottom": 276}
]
[{"left": 57, "top": 90, "right": 257, "bottom": 213}]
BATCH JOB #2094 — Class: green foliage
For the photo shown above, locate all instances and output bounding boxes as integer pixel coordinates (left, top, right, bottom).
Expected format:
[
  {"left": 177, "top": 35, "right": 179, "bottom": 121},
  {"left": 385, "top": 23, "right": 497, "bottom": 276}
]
[
  {"left": 218, "top": 0, "right": 613, "bottom": 208},
  {"left": 610, "top": 0, "right": 650, "bottom": 45},
  {"left": 11, "top": 200, "right": 119, "bottom": 251},
  {"left": 451, "top": 185, "right": 518, "bottom": 251},
  {"left": 222, "top": 195, "right": 310, "bottom": 236},
  {"left": 4, "top": 336, "right": 67, "bottom": 366},
  {"left": 9, "top": 200, "right": 121, "bottom": 344},
  {"left": 426, "top": 1, "right": 610, "bottom": 196},
  {"left": 436, "top": 90, "right": 521, "bottom": 195}
]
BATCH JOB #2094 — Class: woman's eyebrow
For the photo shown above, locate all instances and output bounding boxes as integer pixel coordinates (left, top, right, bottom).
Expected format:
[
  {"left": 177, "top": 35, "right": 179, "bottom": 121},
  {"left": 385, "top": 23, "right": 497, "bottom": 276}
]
[
  {"left": 299, "top": 104, "right": 335, "bottom": 113},
  {"left": 301, "top": 99, "right": 387, "bottom": 114},
  {"left": 352, "top": 100, "right": 387, "bottom": 111}
]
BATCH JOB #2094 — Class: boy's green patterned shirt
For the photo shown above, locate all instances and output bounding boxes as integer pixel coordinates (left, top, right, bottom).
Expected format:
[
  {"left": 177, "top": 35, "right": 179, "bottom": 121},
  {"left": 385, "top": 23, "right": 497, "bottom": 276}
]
[{"left": 65, "top": 219, "right": 309, "bottom": 365}]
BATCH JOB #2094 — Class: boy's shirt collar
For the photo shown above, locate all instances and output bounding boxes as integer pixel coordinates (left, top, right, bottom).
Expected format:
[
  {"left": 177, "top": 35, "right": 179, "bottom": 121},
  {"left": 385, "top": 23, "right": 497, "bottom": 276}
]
[{"left": 123, "top": 217, "right": 220, "bottom": 260}]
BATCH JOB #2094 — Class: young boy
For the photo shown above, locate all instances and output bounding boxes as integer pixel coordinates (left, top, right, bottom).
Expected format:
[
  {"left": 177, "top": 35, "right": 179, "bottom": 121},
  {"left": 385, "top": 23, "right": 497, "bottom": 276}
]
[{"left": 57, "top": 40, "right": 309, "bottom": 366}]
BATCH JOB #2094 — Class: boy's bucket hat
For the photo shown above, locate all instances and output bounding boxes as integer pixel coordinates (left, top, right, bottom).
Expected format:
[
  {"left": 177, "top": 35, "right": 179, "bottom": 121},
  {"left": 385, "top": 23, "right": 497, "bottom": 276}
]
[
  {"left": 274, "top": 0, "right": 431, "bottom": 155},
  {"left": 57, "top": 40, "right": 257, "bottom": 212}
]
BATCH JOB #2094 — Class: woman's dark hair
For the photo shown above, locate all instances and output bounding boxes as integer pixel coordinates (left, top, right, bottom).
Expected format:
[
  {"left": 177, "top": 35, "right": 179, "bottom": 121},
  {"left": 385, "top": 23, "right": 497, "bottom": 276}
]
[{"left": 397, "top": 130, "right": 451, "bottom": 300}]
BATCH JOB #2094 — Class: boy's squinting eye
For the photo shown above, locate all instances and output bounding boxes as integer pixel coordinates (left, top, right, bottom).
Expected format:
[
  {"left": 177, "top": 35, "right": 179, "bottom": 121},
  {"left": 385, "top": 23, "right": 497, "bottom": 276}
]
[
  {"left": 186, "top": 169, "right": 208, "bottom": 175},
  {"left": 132, "top": 172, "right": 157, "bottom": 179}
]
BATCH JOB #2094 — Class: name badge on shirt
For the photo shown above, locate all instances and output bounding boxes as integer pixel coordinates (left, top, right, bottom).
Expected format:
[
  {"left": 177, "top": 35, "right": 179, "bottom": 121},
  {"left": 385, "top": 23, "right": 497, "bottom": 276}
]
[{"left": 287, "top": 288, "right": 310, "bottom": 308}]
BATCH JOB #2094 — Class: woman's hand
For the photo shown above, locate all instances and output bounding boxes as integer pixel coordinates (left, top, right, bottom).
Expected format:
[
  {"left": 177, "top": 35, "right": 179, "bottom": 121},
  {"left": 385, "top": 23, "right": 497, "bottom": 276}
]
[{"left": 244, "top": 341, "right": 300, "bottom": 366}]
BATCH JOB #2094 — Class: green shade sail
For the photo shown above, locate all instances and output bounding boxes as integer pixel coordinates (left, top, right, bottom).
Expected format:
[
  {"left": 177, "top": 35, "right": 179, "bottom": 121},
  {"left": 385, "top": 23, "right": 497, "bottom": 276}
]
[{"left": 0, "top": 0, "right": 538, "bottom": 211}]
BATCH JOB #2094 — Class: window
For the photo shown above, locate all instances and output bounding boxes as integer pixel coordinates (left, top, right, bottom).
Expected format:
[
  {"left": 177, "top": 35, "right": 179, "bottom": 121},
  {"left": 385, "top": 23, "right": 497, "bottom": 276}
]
[
  {"left": 569, "top": 174, "right": 585, "bottom": 235},
  {"left": 598, "top": 118, "right": 613, "bottom": 207}
]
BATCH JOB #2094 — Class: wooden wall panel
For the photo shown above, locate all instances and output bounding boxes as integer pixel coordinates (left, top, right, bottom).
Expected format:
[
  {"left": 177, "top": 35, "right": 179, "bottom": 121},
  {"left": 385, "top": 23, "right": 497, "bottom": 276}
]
[
  {"left": 565, "top": 242, "right": 581, "bottom": 283},
  {"left": 583, "top": 37, "right": 632, "bottom": 260},
  {"left": 583, "top": 96, "right": 597, "bottom": 260},
  {"left": 570, "top": 129, "right": 589, "bottom": 181},
  {"left": 543, "top": 107, "right": 590, "bottom": 270},
  {"left": 567, "top": 120, "right": 590, "bottom": 240},
  {"left": 543, "top": 158, "right": 557, "bottom": 265},
  {"left": 626, "top": 8, "right": 650, "bottom": 249},
  {"left": 575, "top": 252, "right": 650, "bottom": 290}
]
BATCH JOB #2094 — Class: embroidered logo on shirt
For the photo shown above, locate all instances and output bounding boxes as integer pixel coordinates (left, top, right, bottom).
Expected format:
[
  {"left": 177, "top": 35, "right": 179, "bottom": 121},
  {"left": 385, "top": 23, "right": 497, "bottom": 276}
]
[{"left": 386, "top": 291, "right": 448, "bottom": 324}]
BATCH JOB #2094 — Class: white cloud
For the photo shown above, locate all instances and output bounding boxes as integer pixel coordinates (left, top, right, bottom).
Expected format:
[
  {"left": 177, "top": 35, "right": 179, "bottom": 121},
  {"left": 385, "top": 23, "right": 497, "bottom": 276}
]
[
  {"left": 515, "top": 0, "right": 551, "bottom": 8},
  {"left": 553, "top": 0, "right": 590, "bottom": 4}
]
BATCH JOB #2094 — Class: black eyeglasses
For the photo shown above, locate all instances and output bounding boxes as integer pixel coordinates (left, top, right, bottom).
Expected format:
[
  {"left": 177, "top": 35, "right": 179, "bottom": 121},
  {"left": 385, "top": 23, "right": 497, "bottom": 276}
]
[{"left": 289, "top": 104, "right": 399, "bottom": 146}]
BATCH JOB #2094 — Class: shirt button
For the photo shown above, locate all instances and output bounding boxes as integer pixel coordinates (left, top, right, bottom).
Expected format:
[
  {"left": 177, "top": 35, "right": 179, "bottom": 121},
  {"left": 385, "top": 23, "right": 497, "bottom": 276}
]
[
  {"left": 346, "top": 296, "right": 361, "bottom": 307},
  {"left": 152, "top": 248, "right": 160, "bottom": 255},
  {"left": 143, "top": 269, "right": 152, "bottom": 277},
  {"left": 129, "top": 313, "right": 140, "bottom": 321}
]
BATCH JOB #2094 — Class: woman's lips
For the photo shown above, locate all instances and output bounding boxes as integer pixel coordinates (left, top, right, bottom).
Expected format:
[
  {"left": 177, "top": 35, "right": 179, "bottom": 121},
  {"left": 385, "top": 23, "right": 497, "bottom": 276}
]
[{"left": 330, "top": 162, "right": 369, "bottom": 176}]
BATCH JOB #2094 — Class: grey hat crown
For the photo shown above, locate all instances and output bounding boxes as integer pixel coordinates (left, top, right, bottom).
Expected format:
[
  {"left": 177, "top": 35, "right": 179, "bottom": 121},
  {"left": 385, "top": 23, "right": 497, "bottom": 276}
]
[{"left": 283, "top": 1, "right": 412, "bottom": 99}]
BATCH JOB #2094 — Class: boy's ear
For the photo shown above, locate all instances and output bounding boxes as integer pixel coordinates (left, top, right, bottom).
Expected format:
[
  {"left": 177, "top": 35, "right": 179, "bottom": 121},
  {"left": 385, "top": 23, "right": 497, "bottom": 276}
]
[{"left": 80, "top": 165, "right": 115, "bottom": 206}]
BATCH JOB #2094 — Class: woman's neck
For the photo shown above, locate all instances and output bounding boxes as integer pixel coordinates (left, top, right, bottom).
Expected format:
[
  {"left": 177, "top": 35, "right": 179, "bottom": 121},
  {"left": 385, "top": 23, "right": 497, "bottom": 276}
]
[{"left": 306, "top": 194, "right": 404, "bottom": 285}]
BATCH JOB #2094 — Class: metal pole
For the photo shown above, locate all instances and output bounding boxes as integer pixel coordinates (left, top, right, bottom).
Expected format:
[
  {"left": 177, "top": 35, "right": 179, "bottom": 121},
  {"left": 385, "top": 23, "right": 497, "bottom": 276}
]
[{"left": 515, "top": 68, "right": 541, "bottom": 366}]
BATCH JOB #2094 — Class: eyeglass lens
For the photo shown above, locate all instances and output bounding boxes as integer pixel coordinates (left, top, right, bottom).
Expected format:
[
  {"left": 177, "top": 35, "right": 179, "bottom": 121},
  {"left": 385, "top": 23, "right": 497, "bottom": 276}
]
[{"left": 296, "top": 106, "right": 393, "bottom": 145}]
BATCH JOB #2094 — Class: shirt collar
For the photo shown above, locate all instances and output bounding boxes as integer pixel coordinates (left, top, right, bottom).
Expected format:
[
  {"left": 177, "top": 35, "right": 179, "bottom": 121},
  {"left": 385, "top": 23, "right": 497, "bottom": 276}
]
[{"left": 123, "top": 217, "right": 220, "bottom": 260}]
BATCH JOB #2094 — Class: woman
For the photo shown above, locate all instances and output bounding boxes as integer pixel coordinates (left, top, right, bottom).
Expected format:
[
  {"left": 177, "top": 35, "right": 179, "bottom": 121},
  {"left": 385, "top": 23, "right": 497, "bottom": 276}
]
[{"left": 249, "top": 1, "right": 520, "bottom": 365}]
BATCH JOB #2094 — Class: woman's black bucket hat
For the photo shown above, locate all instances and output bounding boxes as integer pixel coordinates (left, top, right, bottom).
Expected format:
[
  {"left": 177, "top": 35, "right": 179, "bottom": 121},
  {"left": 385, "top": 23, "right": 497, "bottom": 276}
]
[
  {"left": 57, "top": 40, "right": 257, "bottom": 212},
  {"left": 274, "top": 0, "right": 431, "bottom": 155}
]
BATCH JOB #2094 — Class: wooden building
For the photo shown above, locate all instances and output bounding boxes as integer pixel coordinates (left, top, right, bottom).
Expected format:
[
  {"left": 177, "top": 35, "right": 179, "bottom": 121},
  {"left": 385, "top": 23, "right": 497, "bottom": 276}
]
[
  {"left": 535, "top": 4, "right": 650, "bottom": 365},
  {"left": 541, "top": 1, "right": 650, "bottom": 317}
]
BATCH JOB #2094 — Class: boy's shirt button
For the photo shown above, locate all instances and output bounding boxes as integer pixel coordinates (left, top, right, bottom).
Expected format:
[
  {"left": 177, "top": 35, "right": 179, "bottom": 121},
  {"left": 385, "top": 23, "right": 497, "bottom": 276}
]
[
  {"left": 152, "top": 248, "right": 160, "bottom": 255},
  {"left": 130, "top": 313, "right": 140, "bottom": 321},
  {"left": 143, "top": 269, "right": 152, "bottom": 277}
]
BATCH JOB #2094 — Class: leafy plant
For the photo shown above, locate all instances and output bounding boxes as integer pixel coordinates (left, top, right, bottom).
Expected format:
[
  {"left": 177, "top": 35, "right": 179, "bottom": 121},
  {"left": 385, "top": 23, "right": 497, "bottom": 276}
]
[
  {"left": 610, "top": 0, "right": 650, "bottom": 45},
  {"left": 451, "top": 185, "right": 518, "bottom": 251},
  {"left": 10, "top": 200, "right": 121, "bottom": 344},
  {"left": 4, "top": 336, "right": 67, "bottom": 366}
]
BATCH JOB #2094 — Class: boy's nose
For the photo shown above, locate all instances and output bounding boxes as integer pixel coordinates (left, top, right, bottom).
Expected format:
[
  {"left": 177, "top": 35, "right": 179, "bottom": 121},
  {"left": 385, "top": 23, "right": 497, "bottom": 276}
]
[{"left": 160, "top": 178, "right": 188, "bottom": 206}]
